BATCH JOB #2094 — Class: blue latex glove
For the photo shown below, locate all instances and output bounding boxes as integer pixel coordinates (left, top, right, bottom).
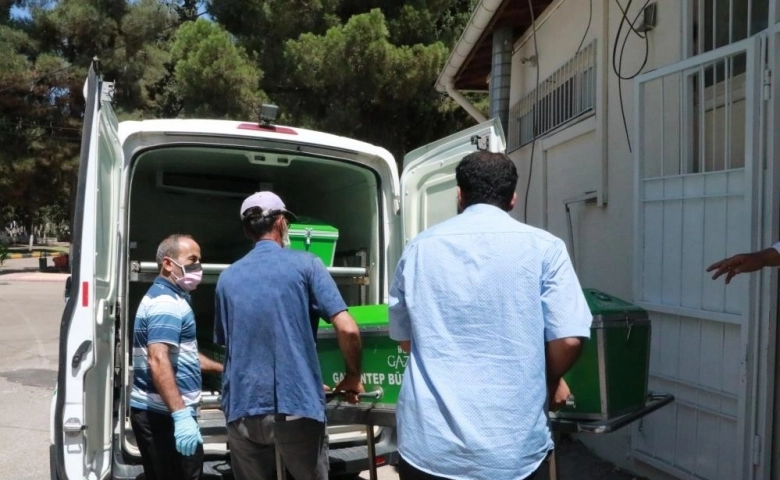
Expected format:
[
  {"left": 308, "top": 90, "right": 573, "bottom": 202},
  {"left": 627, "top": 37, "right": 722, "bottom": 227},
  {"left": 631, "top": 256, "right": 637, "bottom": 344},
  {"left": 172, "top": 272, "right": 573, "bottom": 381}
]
[{"left": 171, "top": 407, "right": 202, "bottom": 456}]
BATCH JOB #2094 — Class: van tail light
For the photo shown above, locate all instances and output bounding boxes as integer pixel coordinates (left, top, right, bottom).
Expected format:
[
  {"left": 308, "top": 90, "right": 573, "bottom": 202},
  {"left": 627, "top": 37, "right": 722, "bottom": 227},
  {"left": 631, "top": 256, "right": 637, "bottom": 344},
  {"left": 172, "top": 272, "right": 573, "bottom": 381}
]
[{"left": 374, "top": 456, "right": 386, "bottom": 466}]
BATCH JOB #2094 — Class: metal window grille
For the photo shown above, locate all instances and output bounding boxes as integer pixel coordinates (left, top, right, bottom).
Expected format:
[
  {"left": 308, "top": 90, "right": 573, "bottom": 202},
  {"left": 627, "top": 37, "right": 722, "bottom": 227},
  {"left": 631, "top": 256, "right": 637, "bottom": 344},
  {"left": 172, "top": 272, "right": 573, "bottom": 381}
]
[
  {"left": 508, "top": 40, "right": 597, "bottom": 152},
  {"left": 692, "top": 0, "right": 768, "bottom": 56}
]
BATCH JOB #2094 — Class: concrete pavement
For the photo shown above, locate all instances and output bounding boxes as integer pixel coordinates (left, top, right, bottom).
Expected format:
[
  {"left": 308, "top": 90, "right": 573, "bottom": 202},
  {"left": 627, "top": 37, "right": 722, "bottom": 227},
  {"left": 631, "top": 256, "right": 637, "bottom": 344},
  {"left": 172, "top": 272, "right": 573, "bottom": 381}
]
[
  {"left": 1, "top": 256, "right": 63, "bottom": 273},
  {"left": 6, "top": 251, "right": 67, "bottom": 259},
  {"left": 0, "top": 278, "right": 63, "bottom": 480}
]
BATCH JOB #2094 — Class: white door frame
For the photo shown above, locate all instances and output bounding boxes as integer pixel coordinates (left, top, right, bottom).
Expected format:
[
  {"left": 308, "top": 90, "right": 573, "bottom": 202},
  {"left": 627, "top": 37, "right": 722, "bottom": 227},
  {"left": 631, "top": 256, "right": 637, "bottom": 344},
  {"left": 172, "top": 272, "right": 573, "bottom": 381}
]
[{"left": 634, "top": 35, "right": 773, "bottom": 479}]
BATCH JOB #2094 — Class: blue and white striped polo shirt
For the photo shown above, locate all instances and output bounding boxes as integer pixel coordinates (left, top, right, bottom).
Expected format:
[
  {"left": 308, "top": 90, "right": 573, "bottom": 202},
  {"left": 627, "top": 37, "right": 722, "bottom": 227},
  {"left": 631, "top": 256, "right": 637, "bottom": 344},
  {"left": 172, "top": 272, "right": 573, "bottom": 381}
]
[{"left": 130, "top": 277, "right": 201, "bottom": 413}]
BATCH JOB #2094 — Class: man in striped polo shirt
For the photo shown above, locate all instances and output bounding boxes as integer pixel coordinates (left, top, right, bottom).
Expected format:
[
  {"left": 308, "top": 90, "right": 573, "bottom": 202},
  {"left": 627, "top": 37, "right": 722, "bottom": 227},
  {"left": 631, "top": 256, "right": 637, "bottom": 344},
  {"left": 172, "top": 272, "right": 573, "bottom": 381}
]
[{"left": 129, "top": 234, "right": 222, "bottom": 480}]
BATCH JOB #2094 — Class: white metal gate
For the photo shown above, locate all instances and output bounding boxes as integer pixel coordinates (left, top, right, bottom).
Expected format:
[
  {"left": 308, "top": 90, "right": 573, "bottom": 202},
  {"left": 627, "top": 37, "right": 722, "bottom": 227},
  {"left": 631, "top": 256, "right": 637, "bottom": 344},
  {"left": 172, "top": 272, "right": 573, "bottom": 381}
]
[{"left": 632, "top": 36, "right": 769, "bottom": 480}]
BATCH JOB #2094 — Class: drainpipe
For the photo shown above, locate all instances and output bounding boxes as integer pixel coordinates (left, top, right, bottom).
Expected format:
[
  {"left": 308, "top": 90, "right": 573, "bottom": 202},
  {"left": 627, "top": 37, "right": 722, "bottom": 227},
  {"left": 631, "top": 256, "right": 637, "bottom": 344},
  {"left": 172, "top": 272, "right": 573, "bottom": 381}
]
[
  {"left": 435, "top": 0, "right": 504, "bottom": 123},
  {"left": 444, "top": 81, "right": 487, "bottom": 123},
  {"left": 490, "top": 27, "right": 513, "bottom": 133}
]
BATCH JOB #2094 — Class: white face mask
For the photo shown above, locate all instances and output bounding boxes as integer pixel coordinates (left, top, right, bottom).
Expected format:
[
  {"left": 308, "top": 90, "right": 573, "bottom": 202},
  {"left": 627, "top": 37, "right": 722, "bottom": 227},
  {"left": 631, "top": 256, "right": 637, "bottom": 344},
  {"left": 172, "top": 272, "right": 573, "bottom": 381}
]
[{"left": 282, "top": 221, "right": 291, "bottom": 249}]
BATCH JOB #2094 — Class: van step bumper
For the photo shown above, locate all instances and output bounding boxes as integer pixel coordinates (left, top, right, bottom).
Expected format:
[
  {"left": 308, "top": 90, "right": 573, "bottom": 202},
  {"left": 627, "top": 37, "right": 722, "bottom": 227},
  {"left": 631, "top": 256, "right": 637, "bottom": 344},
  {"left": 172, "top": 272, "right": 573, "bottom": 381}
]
[
  {"left": 110, "top": 429, "right": 398, "bottom": 479},
  {"left": 328, "top": 442, "right": 399, "bottom": 475},
  {"left": 111, "top": 449, "right": 398, "bottom": 479}
]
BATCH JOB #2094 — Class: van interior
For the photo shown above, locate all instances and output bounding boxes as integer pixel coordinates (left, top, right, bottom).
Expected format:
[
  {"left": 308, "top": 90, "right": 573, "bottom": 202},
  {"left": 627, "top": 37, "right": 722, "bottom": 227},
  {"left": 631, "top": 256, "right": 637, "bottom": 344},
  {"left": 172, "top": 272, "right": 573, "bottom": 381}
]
[{"left": 121, "top": 145, "right": 384, "bottom": 455}]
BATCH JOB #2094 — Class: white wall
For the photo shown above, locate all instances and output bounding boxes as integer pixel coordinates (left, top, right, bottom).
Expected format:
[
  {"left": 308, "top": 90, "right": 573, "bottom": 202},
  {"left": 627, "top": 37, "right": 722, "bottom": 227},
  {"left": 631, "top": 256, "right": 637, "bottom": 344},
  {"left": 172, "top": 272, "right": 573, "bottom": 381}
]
[
  {"left": 510, "top": 0, "right": 683, "bottom": 297},
  {"left": 506, "top": 0, "right": 685, "bottom": 478}
]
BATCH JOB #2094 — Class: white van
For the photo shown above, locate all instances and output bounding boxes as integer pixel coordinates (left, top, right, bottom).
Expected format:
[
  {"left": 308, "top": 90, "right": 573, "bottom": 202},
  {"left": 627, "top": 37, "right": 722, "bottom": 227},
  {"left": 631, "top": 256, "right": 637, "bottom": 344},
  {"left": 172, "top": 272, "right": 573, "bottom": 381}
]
[{"left": 50, "top": 66, "right": 505, "bottom": 479}]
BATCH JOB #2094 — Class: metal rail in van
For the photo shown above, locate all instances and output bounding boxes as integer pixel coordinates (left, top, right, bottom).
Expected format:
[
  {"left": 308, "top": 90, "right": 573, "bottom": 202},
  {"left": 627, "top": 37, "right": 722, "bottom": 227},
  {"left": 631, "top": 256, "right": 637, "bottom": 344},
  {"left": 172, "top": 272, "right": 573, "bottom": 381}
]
[{"left": 129, "top": 261, "right": 370, "bottom": 284}]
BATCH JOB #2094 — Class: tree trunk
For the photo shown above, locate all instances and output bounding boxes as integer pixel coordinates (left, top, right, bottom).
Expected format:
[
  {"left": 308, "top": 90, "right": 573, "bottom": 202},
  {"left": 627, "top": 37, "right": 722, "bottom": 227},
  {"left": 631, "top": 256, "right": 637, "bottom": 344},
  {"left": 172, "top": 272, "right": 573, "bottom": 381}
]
[{"left": 28, "top": 217, "right": 34, "bottom": 251}]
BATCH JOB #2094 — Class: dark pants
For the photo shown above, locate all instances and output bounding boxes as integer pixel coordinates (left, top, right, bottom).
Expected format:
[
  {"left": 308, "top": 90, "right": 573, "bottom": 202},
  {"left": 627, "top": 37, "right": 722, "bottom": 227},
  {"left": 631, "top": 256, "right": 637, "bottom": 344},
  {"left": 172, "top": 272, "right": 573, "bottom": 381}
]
[
  {"left": 227, "top": 414, "right": 329, "bottom": 480},
  {"left": 130, "top": 407, "right": 204, "bottom": 480},
  {"left": 398, "top": 455, "right": 544, "bottom": 480}
]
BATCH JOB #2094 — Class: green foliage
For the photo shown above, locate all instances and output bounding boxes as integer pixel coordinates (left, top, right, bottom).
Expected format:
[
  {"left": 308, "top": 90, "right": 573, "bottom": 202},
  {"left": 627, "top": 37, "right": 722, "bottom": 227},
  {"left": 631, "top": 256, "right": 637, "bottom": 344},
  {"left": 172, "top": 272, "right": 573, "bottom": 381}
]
[
  {"left": 169, "top": 19, "right": 264, "bottom": 118},
  {"left": 207, "top": 0, "right": 477, "bottom": 161},
  {"left": 284, "top": 8, "right": 472, "bottom": 160},
  {"left": 0, "top": 240, "right": 7, "bottom": 267},
  {"left": 0, "top": 0, "right": 477, "bottom": 228}
]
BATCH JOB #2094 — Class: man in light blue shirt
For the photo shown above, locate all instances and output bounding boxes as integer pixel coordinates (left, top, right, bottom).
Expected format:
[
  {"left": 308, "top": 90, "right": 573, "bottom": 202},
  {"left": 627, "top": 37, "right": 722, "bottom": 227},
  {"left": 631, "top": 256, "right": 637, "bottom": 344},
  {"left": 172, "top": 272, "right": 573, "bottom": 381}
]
[{"left": 389, "top": 151, "right": 592, "bottom": 480}]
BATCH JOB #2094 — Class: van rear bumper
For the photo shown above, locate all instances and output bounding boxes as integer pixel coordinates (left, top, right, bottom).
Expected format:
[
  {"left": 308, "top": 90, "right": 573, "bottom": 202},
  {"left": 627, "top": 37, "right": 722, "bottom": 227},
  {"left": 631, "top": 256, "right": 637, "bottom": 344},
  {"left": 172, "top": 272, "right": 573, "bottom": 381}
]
[
  {"left": 328, "top": 439, "right": 399, "bottom": 476},
  {"left": 108, "top": 428, "right": 398, "bottom": 479}
]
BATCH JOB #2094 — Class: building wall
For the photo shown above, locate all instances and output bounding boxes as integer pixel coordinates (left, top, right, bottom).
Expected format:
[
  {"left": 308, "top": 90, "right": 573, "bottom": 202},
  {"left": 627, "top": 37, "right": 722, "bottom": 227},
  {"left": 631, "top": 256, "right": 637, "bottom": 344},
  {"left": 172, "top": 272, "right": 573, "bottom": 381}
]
[
  {"left": 509, "top": 0, "right": 682, "bottom": 296},
  {"left": 506, "top": 0, "right": 685, "bottom": 478}
]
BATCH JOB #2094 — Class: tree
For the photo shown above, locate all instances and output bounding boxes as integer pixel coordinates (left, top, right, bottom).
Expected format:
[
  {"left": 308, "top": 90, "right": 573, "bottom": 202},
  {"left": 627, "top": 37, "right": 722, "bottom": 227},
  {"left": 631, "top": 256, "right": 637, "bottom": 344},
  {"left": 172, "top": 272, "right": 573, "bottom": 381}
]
[
  {"left": 207, "top": 0, "right": 478, "bottom": 163},
  {"left": 284, "top": 8, "right": 473, "bottom": 161},
  {"left": 0, "top": 23, "right": 83, "bottom": 235},
  {"left": 0, "top": 0, "right": 480, "bottom": 234},
  {"left": 0, "top": 0, "right": 175, "bottom": 233},
  {"left": 169, "top": 19, "right": 264, "bottom": 118}
]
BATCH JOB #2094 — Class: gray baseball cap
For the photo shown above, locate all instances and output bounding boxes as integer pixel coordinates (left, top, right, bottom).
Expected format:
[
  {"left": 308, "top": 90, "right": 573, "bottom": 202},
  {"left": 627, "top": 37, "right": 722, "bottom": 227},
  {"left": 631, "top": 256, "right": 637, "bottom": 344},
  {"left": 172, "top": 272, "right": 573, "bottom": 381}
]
[{"left": 240, "top": 191, "right": 297, "bottom": 221}]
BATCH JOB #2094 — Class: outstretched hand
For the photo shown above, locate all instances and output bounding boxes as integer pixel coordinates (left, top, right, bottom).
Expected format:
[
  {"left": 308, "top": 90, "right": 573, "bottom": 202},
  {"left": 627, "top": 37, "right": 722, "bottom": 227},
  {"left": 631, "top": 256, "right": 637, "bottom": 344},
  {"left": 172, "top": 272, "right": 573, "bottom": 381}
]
[{"left": 706, "top": 249, "right": 779, "bottom": 284}]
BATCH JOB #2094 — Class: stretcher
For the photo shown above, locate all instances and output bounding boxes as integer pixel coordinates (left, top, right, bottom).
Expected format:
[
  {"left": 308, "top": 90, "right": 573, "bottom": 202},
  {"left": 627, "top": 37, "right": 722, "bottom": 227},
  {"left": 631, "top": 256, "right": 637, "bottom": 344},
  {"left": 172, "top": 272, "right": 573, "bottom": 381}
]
[
  {"left": 203, "top": 388, "right": 673, "bottom": 479},
  {"left": 547, "top": 393, "right": 675, "bottom": 480}
]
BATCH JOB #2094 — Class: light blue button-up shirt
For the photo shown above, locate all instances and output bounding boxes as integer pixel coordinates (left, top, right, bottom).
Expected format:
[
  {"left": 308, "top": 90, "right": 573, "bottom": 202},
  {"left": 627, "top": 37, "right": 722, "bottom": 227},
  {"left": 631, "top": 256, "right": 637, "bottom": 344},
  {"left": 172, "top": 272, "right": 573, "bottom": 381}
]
[{"left": 389, "top": 204, "right": 592, "bottom": 480}]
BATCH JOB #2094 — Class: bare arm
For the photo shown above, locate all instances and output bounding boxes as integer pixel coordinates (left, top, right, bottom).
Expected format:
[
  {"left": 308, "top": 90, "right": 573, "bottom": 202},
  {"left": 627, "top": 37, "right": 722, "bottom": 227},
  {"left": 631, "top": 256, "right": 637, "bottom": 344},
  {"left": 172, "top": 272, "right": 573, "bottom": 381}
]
[
  {"left": 331, "top": 310, "right": 362, "bottom": 379},
  {"left": 545, "top": 337, "right": 583, "bottom": 393},
  {"left": 148, "top": 343, "right": 185, "bottom": 412},
  {"left": 198, "top": 352, "right": 223, "bottom": 374},
  {"left": 331, "top": 310, "right": 364, "bottom": 403},
  {"left": 707, "top": 247, "right": 780, "bottom": 284}
]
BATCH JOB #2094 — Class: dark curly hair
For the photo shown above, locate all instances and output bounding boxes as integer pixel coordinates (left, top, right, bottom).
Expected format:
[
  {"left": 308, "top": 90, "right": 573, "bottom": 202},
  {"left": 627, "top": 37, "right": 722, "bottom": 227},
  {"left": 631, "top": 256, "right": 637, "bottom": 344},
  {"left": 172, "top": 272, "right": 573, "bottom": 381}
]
[{"left": 455, "top": 151, "right": 518, "bottom": 211}]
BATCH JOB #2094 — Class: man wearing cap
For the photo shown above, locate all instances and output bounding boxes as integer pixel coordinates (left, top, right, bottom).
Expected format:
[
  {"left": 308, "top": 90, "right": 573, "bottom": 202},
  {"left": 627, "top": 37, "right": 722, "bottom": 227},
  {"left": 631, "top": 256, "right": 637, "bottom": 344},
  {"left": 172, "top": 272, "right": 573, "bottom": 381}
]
[{"left": 214, "top": 191, "right": 364, "bottom": 480}]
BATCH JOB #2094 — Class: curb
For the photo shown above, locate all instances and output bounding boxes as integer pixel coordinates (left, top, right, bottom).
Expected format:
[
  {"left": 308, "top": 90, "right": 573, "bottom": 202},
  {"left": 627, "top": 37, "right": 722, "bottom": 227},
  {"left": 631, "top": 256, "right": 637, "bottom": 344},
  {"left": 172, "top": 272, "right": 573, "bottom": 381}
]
[
  {"left": 6, "top": 251, "right": 67, "bottom": 259},
  {"left": 0, "top": 271, "right": 71, "bottom": 282}
]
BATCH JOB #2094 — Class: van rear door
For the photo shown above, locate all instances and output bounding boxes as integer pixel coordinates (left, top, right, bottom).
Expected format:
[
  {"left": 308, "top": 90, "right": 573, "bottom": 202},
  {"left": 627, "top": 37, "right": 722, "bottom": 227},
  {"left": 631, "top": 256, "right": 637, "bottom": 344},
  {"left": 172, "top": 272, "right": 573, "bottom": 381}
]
[
  {"left": 399, "top": 118, "right": 506, "bottom": 242},
  {"left": 53, "top": 63, "right": 123, "bottom": 480}
]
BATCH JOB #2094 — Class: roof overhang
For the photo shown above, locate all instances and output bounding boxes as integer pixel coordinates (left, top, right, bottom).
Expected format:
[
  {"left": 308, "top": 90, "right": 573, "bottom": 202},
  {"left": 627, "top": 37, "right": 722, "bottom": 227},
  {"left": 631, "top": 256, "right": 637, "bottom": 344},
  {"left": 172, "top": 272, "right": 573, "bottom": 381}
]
[{"left": 436, "top": 0, "right": 554, "bottom": 93}]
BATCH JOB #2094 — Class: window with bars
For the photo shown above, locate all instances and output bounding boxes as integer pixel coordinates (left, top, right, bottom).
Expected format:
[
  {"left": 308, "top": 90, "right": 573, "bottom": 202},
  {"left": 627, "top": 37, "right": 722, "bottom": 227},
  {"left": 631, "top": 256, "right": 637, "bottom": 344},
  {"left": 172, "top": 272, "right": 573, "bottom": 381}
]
[
  {"left": 508, "top": 41, "right": 597, "bottom": 152},
  {"left": 682, "top": 0, "right": 768, "bottom": 174},
  {"left": 692, "top": 0, "right": 768, "bottom": 57}
]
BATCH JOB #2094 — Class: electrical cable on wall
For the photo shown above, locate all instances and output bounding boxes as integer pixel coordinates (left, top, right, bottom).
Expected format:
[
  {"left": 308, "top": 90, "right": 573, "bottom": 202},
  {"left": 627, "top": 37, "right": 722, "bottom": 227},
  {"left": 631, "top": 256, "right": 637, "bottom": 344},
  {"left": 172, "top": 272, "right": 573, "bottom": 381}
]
[
  {"left": 613, "top": 0, "right": 652, "bottom": 153},
  {"left": 565, "top": 203, "right": 576, "bottom": 266},
  {"left": 523, "top": 0, "right": 540, "bottom": 224},
  {"left": 576, "top": 0, "right": 594, "bottom": 55},
  {"left": 523, "top": 0, "right": 596, "bottom": 223}
]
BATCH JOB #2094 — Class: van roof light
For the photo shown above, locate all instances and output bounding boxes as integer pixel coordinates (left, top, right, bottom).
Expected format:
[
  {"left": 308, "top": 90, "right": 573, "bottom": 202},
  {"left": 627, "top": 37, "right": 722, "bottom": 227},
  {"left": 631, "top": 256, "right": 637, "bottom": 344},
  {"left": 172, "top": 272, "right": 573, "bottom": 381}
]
[{"left": 259, "top": 104, "right": 279, "bottom": 126}]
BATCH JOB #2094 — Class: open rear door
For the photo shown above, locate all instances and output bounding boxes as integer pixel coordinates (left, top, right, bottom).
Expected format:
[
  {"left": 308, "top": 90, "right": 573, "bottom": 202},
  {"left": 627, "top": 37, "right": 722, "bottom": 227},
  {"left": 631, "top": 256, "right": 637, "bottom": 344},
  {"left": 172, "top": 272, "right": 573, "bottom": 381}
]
[
  {"left": 53, "top": 63, "right": 123, "bottom": 479},
  {"left": 399, "top": 118, "right": 506, "bottom": 243}
]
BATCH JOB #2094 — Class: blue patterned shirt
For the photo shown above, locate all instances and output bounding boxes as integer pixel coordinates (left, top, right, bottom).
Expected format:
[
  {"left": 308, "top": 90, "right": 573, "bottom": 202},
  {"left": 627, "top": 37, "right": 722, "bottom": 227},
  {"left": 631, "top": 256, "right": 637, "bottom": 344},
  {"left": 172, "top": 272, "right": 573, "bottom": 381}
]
[
  {"left": 389, "top": 204, "right": 592, "bottom": 480},
  {"left": 130, "top": 277, "right": 202, "bottom": 414},
  {"left": 214, "top": 240, "right": 348, "bottom": 423}
]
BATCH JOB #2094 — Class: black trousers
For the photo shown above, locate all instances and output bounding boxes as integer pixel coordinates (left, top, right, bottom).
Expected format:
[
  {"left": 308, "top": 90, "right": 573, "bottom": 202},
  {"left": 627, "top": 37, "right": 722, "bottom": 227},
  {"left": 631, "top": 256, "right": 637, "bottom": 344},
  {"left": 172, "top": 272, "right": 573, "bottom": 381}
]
[
  {"left": 130, "top": 407, "right": 204, "bottom": 480},
  {"left": 398, "top": 455, "right": 543, "bottom": 480}
]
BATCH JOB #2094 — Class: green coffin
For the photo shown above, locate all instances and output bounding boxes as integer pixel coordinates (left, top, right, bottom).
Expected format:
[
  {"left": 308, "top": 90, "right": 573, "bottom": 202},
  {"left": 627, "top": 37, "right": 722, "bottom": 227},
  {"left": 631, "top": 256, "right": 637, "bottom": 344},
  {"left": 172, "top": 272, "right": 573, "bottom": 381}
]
[
  {"left": 288, "top": 217, "right": 339, "bottom": 266},
  {"left": 317, "top": 304, "right": 404, "bottom": 409},
  {"left": 203, "top": 289, "right": 650, "bottom": 420},
  {"left": 552, "top": 288, "right": 651, "bottom": 420},
  {"left": 200, "top": 304, "right": 406, "bottom": 409}
]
